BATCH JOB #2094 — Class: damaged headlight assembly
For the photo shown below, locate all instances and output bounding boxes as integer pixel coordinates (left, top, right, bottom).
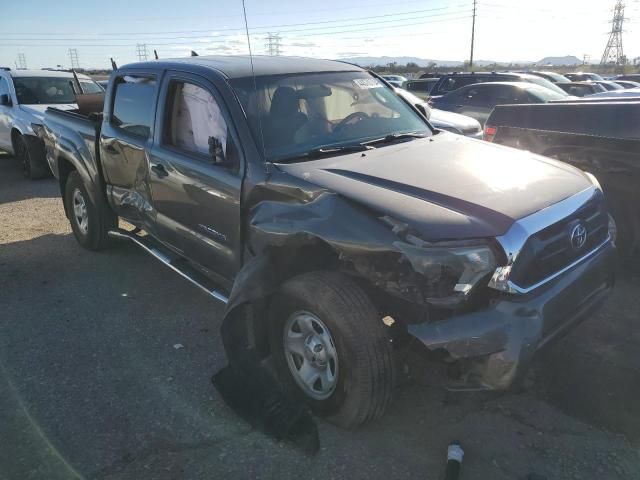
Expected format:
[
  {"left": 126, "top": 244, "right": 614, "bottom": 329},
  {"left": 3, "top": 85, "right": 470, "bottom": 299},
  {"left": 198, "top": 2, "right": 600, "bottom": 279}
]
[{"left": 392, "top": 239, "right": 497, "bottom": 307}]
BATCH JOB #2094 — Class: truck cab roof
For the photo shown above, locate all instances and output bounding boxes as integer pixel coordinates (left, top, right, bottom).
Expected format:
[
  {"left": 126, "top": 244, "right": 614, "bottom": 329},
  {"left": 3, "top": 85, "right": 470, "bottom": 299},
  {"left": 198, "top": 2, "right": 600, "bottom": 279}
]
[{"left": 121, "top": 55, "right": 363, "bottom": 79}]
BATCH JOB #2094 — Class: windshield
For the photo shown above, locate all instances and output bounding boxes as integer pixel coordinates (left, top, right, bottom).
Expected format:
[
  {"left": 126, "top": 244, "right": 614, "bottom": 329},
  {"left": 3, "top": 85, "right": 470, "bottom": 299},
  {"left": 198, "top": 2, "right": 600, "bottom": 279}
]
[
  {"left": 540, "top": 71, "right": 570, "bottom": 83},
  {"left": 13, "top": 77, "right": 77, "bottom": 104},
  {"left": 527, "top": 85, "right": 568, "bottom": 101},
  {"left": 525, "top": 76, "right": 568, "bottom": 95},
  {"left": 231, "top": 71, "right": 430, "bottom": 162}
]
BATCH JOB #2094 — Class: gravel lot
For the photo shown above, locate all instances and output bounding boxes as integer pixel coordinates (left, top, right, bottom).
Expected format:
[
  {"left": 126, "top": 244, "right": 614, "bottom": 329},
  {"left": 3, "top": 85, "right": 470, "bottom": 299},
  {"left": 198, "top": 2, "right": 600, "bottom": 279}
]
[{"left": 1, "top": 151, "right": 640, "bottom": 480}]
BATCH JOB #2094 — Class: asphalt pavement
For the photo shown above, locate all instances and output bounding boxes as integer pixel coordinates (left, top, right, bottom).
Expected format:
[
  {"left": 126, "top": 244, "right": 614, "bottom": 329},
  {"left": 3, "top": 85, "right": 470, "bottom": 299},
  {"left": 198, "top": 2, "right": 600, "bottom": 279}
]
[{"left": 1, "top": 152, "right": 640, "bottom": 480}]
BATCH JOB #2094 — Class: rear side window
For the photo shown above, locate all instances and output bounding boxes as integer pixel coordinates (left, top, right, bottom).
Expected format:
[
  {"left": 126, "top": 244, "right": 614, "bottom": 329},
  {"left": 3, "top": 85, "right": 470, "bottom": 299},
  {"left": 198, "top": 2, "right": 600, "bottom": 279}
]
[
  {"left": 0, "top": 77, "right": 8, "bottom": 97},
  {"left": 406, "top": 81, "right": 429, "bottom": 92},
  {"left": 439, "top": 76, "right": 476, "bottom": 93},
  {"left": 111, "top": 75, "right": 156, "bottom": 138}
]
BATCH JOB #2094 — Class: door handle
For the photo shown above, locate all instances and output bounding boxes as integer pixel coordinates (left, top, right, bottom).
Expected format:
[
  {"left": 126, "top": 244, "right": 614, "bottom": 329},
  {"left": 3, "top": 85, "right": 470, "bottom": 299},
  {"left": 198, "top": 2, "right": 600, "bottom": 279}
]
[{"left": 151, "top": 163, "right": 168, "bottom": 177}]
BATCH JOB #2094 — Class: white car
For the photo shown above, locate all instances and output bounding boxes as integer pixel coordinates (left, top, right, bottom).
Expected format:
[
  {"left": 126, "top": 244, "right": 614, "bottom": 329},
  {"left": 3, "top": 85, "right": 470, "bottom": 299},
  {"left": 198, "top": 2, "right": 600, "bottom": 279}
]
[{"left": 0, "top": 68, "right": 102, "bottom": 178}]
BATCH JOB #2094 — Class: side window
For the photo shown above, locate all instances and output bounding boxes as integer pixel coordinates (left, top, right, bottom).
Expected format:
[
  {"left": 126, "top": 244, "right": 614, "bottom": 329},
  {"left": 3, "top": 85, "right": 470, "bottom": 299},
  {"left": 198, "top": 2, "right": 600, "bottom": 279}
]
[
  {"left": 163, "top": 81, "right": 239, "bottom": 165},
  {"left": 463, "top": 86, "right": 492, "bottom": 102},
  {"left": 0, "top": 77, "right": 9, "bottom": 97},
  {"left": 111, "top": 75, "right": 156, "bottom": 138}
]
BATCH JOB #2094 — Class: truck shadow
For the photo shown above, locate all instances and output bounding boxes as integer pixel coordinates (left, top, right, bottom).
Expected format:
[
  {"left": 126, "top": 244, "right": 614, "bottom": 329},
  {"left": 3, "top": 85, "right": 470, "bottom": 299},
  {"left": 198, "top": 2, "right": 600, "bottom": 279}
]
[
  {"left": 0, "top": 152, "right": 59, "bottom": 204},
  {"left": 1, "top": 232, "right": 639, "bottom": 479}
]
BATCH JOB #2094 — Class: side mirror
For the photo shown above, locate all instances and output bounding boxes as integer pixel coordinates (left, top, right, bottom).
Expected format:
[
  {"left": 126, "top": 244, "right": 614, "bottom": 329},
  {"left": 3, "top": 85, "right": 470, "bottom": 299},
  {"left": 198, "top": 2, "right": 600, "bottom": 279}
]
[{"left": 0, "top": 94, "right": 11, "bottom": 107}]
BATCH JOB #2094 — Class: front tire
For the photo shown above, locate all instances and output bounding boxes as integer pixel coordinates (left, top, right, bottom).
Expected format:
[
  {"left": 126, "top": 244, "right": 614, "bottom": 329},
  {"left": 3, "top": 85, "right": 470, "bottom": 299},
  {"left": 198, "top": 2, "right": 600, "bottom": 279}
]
[
  {"left": 64, "top": 171, "right": 116, "bottom": 250},
  {"left": 269, "top": 271, "right": 395, "bottom": 428},
  {"left": 15, "top": 134, "right": 49, "bottom": 180}
]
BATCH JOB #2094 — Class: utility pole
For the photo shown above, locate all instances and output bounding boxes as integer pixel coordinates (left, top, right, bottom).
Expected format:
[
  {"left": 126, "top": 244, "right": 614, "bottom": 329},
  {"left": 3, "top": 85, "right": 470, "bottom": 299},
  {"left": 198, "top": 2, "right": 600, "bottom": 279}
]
[
  {"left": 68, "top": 48, "right": 80, "bottom": 69},
  {"left": 583, "top": 54, "right": 590, "bottom": 65},
  {"left": 136, "top": 43, "right": 149, "bottom": 62},
  {"left": 265, "top": 33, "right": 282, "bottom": 56},
  {"left": 469, "top": 0, "right": 477, "bottom": 70},
  {"left": 17, "top": 53, "right": 27, "bottom": 69},
  {"left": 600, "top": 1, "right": 625, "bottom": 66}
]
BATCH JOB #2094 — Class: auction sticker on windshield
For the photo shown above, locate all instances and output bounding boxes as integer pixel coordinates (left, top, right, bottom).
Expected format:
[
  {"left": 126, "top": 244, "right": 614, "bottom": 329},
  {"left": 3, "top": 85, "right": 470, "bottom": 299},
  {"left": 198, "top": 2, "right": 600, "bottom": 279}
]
[{"left": 353, "top": 78, "right": 382, "bottom": 89}]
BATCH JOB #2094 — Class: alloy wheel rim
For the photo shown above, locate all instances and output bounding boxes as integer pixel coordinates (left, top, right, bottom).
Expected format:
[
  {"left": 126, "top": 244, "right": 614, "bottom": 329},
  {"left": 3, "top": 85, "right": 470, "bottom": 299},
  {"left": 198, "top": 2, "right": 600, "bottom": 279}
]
[
  {"left": 283, "top": 310, "right": 339, "bottom": 400},
  {"left": 72, "top": 189, "right": 89, "bottom": 234}
]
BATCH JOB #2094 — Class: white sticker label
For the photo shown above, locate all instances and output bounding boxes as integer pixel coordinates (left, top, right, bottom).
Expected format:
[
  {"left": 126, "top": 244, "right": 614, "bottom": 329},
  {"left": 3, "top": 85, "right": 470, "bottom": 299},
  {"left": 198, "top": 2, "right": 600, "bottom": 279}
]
[{"left": 353, "top": 78, "right": 382, "bottom": 89}]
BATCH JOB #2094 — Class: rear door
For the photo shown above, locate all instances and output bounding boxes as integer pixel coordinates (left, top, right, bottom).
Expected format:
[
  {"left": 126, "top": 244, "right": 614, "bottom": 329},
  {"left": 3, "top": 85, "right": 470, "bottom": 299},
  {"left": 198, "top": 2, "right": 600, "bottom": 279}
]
[
  {"left": 147, "top": 70, "right": 244, "bottom": 281},
  {"left": 100, "top": 71, "right": 158, "bottom": 231}
]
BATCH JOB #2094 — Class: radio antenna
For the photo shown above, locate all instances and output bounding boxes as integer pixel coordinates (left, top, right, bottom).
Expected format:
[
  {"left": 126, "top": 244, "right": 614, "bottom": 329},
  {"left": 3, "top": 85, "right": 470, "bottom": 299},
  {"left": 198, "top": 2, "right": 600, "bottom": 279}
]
[{"left": 241, "top": 0, "right": 267, "bottom": 166}]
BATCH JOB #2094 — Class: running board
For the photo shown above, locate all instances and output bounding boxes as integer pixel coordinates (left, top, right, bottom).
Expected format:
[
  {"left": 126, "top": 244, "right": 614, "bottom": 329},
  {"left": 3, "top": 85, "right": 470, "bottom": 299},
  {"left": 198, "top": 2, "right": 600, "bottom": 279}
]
[{"left": 108, "top": 229, "right": 229, "bottom": 304}]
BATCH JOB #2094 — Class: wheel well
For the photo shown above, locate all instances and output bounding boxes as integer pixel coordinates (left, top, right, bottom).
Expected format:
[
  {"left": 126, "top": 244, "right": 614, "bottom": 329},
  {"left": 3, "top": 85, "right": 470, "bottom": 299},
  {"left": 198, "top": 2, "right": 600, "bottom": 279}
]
[
  {"left": 57, "top": 157, "right": 76, "bottom": 215},
  {"left": 10, "top": 128, "right": 21, "bottom": 151}
]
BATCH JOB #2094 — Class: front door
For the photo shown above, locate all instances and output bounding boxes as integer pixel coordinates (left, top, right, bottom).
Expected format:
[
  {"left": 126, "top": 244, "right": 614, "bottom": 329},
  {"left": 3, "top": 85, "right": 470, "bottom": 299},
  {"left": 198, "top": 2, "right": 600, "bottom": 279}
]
[{"left": 147, "top": 71, "right": 244, "bottom": 281}]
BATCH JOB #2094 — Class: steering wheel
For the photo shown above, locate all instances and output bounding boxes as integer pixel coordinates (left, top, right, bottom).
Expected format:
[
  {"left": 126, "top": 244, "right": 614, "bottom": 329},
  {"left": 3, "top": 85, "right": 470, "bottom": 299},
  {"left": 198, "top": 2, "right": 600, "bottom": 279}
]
[{"left": 333, "top": 112, "right": 369, "bottom": 132}]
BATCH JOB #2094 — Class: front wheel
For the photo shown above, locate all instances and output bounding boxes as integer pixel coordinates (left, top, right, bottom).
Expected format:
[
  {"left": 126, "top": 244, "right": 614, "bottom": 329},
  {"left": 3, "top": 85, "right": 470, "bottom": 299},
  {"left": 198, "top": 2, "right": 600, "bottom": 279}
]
[
  {"left": 269, "top": 271, "right": 395, "bottom": 428},
  {"left": 15, "top": 134, "right": 49, "bottom": 180}
]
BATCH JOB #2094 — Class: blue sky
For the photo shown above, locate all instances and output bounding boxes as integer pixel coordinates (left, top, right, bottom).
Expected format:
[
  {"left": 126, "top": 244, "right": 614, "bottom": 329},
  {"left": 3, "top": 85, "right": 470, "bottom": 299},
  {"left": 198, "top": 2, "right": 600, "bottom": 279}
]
[{"left": 2, "top": 0, "right": 639, "bottom": 69}]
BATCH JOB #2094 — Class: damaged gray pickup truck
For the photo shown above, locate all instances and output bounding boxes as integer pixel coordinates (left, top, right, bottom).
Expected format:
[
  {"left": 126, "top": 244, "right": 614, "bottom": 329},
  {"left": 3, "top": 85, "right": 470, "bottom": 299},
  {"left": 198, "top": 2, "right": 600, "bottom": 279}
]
[{"left": 39, "top": 56, "right": 616, "bottom": 428}]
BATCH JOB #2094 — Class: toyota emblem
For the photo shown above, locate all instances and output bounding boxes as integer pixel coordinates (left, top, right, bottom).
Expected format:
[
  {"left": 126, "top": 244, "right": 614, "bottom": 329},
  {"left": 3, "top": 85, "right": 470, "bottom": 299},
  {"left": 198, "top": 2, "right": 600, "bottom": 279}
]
[{"left": 571, "top": 224, "right": 587, "bottom": 250}]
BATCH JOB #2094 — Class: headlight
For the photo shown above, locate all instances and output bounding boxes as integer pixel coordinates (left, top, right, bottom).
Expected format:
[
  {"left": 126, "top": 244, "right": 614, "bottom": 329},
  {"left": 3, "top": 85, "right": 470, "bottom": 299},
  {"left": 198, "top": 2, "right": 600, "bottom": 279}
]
[{"left": 395, "top": 241, "right": 497, "bottom": 307}]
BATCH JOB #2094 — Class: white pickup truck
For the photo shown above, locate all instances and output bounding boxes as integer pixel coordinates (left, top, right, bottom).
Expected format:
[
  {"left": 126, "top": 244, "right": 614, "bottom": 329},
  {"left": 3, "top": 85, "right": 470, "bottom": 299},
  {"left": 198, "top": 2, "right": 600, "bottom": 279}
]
[{"left": 0, "top": 68, "right": 102, "bottom": 178}]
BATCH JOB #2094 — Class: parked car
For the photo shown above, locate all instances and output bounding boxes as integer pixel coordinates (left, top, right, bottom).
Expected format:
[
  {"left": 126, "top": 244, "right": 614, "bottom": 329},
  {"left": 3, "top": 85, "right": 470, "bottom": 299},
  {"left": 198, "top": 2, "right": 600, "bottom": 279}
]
[
  {"left": 429, "top": 72, "right": 569, "bottom": 98},
  {"left": 565, "top": 72, "right": 604, "bottom": 82},
  {"left": 517, "top": 70, "right": 571, "bottom": 83},
  {"left": 381, "top": 75, "right": 407, "bottom": 88},
  {"left": 557, "top": 81, "right": 607, "bottom": 97},
  {"left": 39, "top": 55, "right": 615, "bottom": 427},
  {"left": 0, "top": 68, "right": 102, "bottom": 178},
  {"left": 395, "top": 87, "right": 482, "bottom": 138},
  {"left": 615, "top": 74, "right": 640, "bottom": 82},
  {"left": 485, "top": 100, "right": 639, "bottom": 259},
  {"left": 584, "top": 89, "right": 640, "bottom": 100},
  {"left": 403, "top": 78, "right": 438, "bottom": 100},
  {"left": 614, "top": 80, "right": 640, "bottom": 89},
  {"left": 590, "top": 80, "right": 624, "bottom": 91},
  {"left": 430, "top": 81, "right": 567, "bottom": 125}
]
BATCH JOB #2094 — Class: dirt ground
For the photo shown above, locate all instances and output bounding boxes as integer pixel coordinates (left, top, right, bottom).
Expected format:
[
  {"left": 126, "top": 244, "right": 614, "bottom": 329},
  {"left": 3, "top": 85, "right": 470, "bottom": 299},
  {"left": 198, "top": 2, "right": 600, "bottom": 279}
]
[{"left": 1, "top": 152, "right": 639, "bottom": 480}]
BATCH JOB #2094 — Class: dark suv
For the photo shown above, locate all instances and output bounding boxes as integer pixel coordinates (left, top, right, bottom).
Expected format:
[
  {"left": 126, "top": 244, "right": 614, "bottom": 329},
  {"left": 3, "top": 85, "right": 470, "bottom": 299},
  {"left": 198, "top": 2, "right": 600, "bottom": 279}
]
[{"left": 430, "top": 71, "right": 568, "bottom": 97}]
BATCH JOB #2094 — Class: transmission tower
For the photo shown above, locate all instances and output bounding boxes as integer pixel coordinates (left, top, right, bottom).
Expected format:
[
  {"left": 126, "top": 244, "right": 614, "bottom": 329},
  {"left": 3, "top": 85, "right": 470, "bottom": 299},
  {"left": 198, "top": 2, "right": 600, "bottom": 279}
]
[
  {"left": 68, "top": 48, "right": 80, "bottom": 69},
  {"left": 17, "top": 53, "right": 27, "bottom": 69},
  {"left": 600, "top": 1, "right": 625, "bottom": 66},
  {"left": 265, "top": 33, "right": 282, "bottom": 56},
  {"left": 136, "top": 43, "right": 149, "bottom": 61}
]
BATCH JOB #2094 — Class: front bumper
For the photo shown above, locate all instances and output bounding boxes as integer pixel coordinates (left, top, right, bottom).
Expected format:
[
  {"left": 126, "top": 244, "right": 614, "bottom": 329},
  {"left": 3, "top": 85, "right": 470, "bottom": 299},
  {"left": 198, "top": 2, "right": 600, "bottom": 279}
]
[{"left": 407, "top": 240, "right": 616, "bottom": 391}]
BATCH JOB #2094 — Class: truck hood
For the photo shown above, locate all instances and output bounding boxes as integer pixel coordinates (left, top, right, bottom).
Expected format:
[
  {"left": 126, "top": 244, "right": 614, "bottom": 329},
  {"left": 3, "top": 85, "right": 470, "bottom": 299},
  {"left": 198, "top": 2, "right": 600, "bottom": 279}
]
[
  {"left": 19, "top": 104, "right": 77, "bottom": 121},
  {"left": 276, "top": 133, "right": 593, "bottom": 240}
]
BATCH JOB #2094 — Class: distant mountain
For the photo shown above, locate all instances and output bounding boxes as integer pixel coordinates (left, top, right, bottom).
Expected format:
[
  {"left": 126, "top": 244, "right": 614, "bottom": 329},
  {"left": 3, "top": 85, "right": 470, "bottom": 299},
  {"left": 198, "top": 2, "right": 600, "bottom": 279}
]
[
  {"left": 535, "top": 56, "right": 582, "bottom": 66},
  {"left": 338, "top": 55, "right": 582, "bottom": 68},
  {"left": 338, "top": 56, "right": 463, "bottom": 67}
]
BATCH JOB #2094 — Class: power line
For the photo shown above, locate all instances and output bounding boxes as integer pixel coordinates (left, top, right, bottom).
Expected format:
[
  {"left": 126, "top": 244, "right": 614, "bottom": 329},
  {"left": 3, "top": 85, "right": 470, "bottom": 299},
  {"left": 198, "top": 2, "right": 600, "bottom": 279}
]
[{"left": 0, "top": 6, "right": 472, "bottom": 41}]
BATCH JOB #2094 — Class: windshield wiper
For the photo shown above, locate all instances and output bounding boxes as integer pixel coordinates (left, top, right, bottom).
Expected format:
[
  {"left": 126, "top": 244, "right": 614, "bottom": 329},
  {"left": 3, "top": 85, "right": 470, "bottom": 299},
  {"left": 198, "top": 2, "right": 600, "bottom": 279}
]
[
  {"left": 361, "top": 132, "right": 427, "bottom": 147},
  {"left": 274, "top": 144, "right": 374, "bottom": 164}
]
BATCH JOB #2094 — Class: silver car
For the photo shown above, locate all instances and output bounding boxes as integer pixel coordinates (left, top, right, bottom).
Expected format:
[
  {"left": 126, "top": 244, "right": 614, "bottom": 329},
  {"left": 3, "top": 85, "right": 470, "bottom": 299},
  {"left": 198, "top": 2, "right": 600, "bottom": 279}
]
[
  {"left": 0, "top": 68, "right": 102, "bottom": 178},
  {"left": 395, "top": 87, "right": 482, "bottom": 139}
]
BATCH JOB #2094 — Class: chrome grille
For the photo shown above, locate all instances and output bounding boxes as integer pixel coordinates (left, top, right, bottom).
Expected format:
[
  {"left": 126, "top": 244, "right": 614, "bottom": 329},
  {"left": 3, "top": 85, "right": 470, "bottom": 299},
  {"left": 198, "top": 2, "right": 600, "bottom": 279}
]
[{"left": 509, "top": 190, "right": 609, "bottom": 289}]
